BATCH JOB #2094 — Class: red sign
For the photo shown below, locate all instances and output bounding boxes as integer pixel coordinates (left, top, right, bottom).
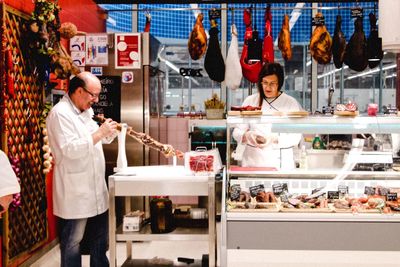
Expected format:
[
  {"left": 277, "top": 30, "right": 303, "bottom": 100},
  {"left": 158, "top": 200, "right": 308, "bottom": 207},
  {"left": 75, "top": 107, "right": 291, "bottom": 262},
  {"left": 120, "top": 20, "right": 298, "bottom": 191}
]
[{"left": 115, "top": 33, "right": 141, "bottom": 69}]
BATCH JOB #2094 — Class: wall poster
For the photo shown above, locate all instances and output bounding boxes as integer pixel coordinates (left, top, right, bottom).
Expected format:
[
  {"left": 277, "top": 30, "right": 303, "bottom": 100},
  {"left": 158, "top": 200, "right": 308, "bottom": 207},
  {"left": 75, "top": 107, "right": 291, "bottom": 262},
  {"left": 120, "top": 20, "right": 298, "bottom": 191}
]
[
  {"left": 115, "top": 33, "right": 141, "bottom": 69},
  {"left": 85, "top": 34, "right": 108, "bottom": 66}
]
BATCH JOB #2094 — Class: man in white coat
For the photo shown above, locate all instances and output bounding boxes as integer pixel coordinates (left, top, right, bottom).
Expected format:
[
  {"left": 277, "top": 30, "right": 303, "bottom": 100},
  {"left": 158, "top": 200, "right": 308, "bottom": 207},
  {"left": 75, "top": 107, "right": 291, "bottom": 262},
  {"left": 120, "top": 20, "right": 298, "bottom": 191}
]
[
  {"left": 46, "top": 72, "right": 118, "bottom": 267},
  {"left": 0, "top": 149, "right": 20, "bottom": 217},
  {"left": 232, "top": 62, "right": 302, "bottom": 170}
]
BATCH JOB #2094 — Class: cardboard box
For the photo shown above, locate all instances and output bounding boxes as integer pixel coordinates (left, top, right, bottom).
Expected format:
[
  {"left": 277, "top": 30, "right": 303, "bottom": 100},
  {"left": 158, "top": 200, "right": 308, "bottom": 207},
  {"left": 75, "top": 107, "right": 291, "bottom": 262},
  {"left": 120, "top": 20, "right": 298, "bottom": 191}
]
[{"left": 123, "top": 211, "right": 144, "bottom": 232}]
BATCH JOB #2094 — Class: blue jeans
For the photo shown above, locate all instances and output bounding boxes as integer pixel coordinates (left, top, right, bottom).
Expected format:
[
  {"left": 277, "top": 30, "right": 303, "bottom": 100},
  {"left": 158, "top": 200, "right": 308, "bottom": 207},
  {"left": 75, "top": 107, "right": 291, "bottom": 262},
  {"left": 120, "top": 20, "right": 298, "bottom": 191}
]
[{"left": 59, "top": 211, "right": 109, "bottom": 267}]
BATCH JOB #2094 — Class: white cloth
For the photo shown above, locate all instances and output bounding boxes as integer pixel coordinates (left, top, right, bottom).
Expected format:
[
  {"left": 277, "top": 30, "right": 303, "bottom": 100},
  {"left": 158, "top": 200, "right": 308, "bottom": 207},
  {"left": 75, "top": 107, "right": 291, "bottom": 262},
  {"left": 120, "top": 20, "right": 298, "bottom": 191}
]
[
  {"left": 0, "top": 150, "right": 20, "bottom": 197},
  {"left": 232, "top": 92, "right": 302, "bottom": 169},
  {"left": 225, "top": 24, "right": 242, "bottom": 90},
  {"left": 46, "top": 95, "right": 111, "bottom": 219}
]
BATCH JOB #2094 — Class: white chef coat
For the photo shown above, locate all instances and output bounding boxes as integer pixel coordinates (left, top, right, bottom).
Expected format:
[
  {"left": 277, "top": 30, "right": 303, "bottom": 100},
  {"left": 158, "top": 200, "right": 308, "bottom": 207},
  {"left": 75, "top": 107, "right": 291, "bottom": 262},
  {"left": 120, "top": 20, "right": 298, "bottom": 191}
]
[
  {"left": 46, "top": 95, "right": 111, "bottom": 219},
  {"left": 0, "top": 150, "right": 20, "bottom": 197},
  {"left": 232, "top": 92, "right": 302, "bottom": 170}
]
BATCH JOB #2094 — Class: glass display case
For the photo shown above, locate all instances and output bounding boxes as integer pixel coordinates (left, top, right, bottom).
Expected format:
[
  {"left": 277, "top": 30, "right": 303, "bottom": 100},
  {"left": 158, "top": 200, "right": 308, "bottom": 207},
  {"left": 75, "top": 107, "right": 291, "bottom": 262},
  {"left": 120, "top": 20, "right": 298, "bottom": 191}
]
[{"left": 221, "top": 114, "right": 400, "bottom": 267}]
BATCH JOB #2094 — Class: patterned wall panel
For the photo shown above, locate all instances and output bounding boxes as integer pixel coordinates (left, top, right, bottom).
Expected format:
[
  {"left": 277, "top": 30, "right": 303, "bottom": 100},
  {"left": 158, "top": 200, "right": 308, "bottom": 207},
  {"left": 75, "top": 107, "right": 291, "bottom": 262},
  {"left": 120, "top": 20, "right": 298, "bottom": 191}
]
[{"left": 1, "top": 4, "right": 47, "bottom": 266}]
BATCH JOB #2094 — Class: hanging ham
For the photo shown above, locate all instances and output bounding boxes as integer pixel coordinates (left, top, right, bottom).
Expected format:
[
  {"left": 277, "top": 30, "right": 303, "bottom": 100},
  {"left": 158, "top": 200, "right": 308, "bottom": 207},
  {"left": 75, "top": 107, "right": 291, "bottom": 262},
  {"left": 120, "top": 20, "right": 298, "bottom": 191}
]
[
  {"left": 309, "top": 13, "right": 332, "bottom": 64},
  {"left": 144, "top": 12, "right": 151, "bottom": 32},
  {"left": 263, "top": 4, "right": 274, "bottom": 63},
  {"left": 240, "top": 8, "right": 262, "bottom": 83},
  {"left": 344, "top": 16, "right": 368, "bottom": 72},
  {"left": 278, "top": 14, "right": 292, "bottom": 61},
  {"left": 332, "top": 14, "right": 346, "bottom": 69},
  {"left": 367, "top": 12, "right": 383, "bottom": 69},
  {"left": 225, "top": 24, "right": 242, "bottom": 90},
  {"left": 204, "top": 20, "right": 225, "bottom": 83},
  {"left": 188, "top": 13, "right": 207, "bottom": 60}
]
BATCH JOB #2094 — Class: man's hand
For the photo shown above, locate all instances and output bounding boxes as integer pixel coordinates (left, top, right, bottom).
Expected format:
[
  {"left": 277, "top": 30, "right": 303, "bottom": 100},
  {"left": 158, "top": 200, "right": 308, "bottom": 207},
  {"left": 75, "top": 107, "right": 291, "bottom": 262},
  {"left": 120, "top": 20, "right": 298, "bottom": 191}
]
[
  {"left": 93, "top": 118, "right": 118, "bottom": 144},
  {"left": 99, "top": 118, "right": 118, "bottom": 138}
]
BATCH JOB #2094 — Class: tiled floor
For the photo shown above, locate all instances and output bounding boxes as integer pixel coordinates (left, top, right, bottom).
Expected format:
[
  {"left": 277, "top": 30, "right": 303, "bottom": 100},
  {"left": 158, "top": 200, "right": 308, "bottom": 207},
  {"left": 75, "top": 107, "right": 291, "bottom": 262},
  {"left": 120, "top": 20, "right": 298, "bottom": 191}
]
[
  {"left": 31, "top": 242, "right": 400, "bottom": 267},
  {"left": 31, "top": 222, "right": 400, "bottom": 267}
]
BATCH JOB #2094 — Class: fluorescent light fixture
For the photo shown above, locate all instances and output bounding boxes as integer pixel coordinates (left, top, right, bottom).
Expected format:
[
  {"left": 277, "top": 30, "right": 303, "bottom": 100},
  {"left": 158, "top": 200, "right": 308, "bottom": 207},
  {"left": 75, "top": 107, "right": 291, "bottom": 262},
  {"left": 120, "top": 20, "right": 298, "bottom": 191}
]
[
  {"left": 289, "top": 3, "right": 305, "bottom": 31},
  {"left": 165, "top": 60, "right": 179, "bottom": 73},
  {"left": 346, "top": 64, "right": 397, "bottom": 80},
  {"left": 318, "top": 65, "right": 349, "bottom": 79},
  {"left": 157, "top": 46, "right": 200, "bottom": 86},
  {"left": 107, "top": 17, "right": 116, "bottom": 27}
]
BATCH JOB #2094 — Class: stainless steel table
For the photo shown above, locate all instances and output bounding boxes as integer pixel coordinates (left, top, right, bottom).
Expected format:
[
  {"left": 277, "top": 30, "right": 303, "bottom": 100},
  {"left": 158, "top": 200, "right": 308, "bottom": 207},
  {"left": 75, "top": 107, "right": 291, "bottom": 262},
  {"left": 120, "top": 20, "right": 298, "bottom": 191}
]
[{"left": 108, "top": 165, "right": 216, "bottom": 267}]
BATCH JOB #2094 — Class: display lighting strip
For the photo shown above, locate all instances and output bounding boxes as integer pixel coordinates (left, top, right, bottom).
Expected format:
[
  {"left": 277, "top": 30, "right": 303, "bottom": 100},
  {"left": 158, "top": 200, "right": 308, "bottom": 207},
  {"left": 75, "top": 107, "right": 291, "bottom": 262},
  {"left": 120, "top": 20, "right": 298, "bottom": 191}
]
[
  {"left": 158, "top": 46, "right": 200, "bottom": 85},
  {"left": 317, "top": 65, "right": 349, "bottom": 79},
  {"left": 346, "top": 63, "right": 397, "bottom": 80}
]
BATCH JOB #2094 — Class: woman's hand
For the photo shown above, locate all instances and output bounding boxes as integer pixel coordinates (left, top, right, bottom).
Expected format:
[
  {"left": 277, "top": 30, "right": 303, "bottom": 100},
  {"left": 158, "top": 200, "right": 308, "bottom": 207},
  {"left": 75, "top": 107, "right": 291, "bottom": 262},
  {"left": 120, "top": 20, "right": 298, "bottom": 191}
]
[{"left": 243, "top": 131, "right": 277, "bottom": 148}]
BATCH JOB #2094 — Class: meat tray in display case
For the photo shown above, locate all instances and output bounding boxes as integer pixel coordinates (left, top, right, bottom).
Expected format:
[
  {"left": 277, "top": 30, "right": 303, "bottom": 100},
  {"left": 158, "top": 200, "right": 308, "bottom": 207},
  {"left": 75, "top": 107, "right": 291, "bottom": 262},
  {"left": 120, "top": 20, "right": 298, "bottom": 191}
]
[{"left": 220, "top": 115, "right": 400, "bottom": 267}]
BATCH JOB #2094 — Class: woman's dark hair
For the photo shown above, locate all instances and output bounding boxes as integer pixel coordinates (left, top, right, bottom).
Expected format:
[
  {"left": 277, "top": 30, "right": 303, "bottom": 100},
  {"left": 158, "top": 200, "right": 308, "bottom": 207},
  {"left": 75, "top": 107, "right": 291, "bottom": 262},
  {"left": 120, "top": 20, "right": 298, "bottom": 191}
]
[
  {"left": 257, "top": 62, "right": 285, "bottom": 106},
  {"left": 68, "top": 75, "right": 86, "bottom": 95}
]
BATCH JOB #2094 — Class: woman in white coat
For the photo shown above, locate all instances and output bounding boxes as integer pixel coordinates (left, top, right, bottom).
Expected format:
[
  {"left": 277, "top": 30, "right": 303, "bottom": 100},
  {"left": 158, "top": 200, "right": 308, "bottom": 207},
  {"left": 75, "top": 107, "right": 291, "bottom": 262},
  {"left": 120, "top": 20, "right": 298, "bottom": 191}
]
[
  {"left": 232, "top": 62, "right": 302, "bottom": 170},
  {"left": 0, "top": 149, "right": 20, "bottom": 217}
]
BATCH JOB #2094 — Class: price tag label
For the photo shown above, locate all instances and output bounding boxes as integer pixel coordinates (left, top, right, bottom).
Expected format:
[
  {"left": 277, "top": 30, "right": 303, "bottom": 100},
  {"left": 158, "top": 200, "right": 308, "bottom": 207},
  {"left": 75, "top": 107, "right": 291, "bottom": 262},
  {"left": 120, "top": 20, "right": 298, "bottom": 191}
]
[
  {"left": 249, "top": 184, "right": 265, "bottom": 197},
  {"left": 387, "top": 193, "right": 398, "bottom": 201},
  {"left": 312, "top": 15, "right": 325, "bottom": 26},
  {"left": 338, "top": 185, "right": 349, "bottom": 195},
  {"left": 327, "top": 191, "right": 340, "bottom": 200},
  {"left": 351, "top": 7, "right": 363, "bottom": 18},
  {"left": 208, "top": 9, "right": 221, "bottom": 20},
  {"left": 272, "top": 183, "right": 288, "bottom": 195},
  {"left": 229, "top": 184, "right": 241, "bottom": 201},
  {"left": 312, "top": 187, "right": 324, "bottom": 195},
  {"left": 364, "top": 186, "right": 376, "bottom": 195},
  {"left": 377, "top": 187, "right": 390, "bottom": 196},
  {"left": 280, "top": 192, "right": 289, "bottom": 203}
]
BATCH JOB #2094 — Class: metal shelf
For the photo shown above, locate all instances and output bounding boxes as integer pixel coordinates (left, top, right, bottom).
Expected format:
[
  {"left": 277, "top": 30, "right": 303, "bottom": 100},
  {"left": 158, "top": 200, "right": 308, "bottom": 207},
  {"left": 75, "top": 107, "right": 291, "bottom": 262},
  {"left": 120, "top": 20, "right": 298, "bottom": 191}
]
[
  {"left": 121, "top": 258, "right": 203, "bottom": 267},
  {"left": 228, "top": 170, "right": 400, "bottom": 179},
  {"left": 116, "top": 224, "right": 209, "bottom": 242},
  {"left": 226, "top": 212, "right": 400, "bottom": 222},
  {"left": 227, "top": 115, "right": 400, "bottom": 134}
]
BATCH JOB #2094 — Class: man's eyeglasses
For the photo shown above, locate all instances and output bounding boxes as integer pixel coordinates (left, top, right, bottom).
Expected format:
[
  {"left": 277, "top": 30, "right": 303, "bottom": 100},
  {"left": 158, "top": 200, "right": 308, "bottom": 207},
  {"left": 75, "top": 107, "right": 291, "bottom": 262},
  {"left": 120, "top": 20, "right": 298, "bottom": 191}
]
[
  {"left": 261, "top": 81, "right": 278, "bottom": 89},
  {"left": 81, "top": 86, "right": 100, "bottom": 99}
]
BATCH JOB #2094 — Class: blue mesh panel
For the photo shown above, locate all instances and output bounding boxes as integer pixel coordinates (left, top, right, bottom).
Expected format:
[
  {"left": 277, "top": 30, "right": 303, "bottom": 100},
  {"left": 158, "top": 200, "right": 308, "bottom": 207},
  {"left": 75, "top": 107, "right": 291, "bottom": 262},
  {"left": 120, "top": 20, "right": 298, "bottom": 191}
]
[
  {"left": 100, "top": 4, "right": 133, "bottom": 32},
  {"left": 102, "top": 2, "right": 378, "bottom": 43},
  {"left": 137, "top": 4, "right": 223, "bottom": 39}
]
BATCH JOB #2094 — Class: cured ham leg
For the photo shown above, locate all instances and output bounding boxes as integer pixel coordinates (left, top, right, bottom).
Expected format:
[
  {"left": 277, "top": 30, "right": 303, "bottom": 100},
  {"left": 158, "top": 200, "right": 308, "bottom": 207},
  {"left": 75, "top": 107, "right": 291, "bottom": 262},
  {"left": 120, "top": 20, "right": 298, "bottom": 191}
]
[
  {"left": 332, "top": 14, "right": 346, "bottom": 69},
  {"left": 240, "top": 8, "right": 262, "bottom": 83},
  {"left": 204, "top": 19, "right": 225, "bottom": 82},
  {"left": 263, "top": 5, "right": 274, "bottom": 63},
  {"left": 188, "top": 13, "right": 207, "bottom": 60},
  {"left": 93, "top": 115, "right": 182, "bottom": 158},
  {"left": 344, "top": 16, "right": 368, "bottom": 72},
  {"left": 367, "top": 12, "right": 383, "bottom": 69},
  {"left": 310, "top": 13, "right": 333, "bottom": 64},
  {"left": 144, "top": 12, "right": 151, "bottom": 32},
  {"left": 225, "top": 24, "right": 242, "bottom": 90},
  {"left": 278, "top": 14, "right": 292, "bottom": 61}
]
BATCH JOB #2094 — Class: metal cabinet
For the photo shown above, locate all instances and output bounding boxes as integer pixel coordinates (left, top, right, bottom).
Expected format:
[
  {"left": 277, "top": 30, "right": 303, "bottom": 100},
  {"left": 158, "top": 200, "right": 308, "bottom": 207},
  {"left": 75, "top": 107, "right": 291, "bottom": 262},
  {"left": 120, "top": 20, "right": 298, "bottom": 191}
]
[{"left": 108, "top": 165, "right": 216, "bottom": 267}]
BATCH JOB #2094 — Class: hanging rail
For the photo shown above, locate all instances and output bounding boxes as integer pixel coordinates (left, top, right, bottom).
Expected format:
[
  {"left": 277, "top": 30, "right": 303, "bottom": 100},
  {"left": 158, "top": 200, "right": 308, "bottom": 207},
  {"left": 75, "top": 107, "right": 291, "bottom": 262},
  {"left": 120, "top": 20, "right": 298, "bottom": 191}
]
[{"left": 106, "top": 5, "right": 378, "bottom": 13}]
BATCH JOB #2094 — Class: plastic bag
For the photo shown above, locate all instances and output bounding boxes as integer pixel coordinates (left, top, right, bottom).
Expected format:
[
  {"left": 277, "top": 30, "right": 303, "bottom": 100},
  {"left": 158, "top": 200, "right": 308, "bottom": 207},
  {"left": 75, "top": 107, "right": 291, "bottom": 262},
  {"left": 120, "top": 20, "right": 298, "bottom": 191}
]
[{"left": 185, "top": 147, "right": 222, "bottom": 175}]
